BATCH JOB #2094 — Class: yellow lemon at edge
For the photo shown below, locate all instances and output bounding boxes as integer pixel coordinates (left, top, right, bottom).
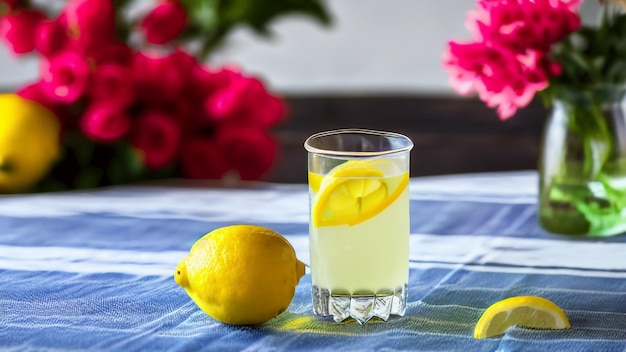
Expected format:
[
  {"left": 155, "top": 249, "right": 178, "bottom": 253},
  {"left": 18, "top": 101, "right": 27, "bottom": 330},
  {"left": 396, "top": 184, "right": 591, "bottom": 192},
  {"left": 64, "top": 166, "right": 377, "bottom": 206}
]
[
  {"left": 175, "top": 225, "right": 306, "bottom": 325},
  {"left": 0, "top": 94, "right": 60, "bottom": 193},
  {"left": 474, "top": 296, "right": 571, "bottom": 339}
]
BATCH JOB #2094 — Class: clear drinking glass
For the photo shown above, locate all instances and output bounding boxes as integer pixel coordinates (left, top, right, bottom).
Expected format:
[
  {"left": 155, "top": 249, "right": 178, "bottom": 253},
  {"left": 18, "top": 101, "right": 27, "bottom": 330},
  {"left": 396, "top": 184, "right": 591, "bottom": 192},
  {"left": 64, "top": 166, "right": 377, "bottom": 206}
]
[{"left": 304, "top": 129, "right": 413, "bottom": 324}]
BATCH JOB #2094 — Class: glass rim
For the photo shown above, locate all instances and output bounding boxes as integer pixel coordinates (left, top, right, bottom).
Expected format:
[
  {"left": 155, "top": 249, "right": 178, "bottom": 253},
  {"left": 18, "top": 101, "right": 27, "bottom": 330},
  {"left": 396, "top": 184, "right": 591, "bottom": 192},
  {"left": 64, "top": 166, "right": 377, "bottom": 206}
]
[{"left": 304, "top": 128, "right": 414, "bottom": 157}]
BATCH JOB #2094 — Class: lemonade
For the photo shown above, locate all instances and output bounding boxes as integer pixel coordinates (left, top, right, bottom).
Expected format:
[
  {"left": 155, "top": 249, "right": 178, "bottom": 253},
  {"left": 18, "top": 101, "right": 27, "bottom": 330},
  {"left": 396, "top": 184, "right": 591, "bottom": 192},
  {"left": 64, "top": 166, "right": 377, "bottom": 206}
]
[
  {"left": 308, "top": 159, "right": 410, "bottom": 323},
  {"left": 309, "top": 171, "right": 409, "bottom": 291}
]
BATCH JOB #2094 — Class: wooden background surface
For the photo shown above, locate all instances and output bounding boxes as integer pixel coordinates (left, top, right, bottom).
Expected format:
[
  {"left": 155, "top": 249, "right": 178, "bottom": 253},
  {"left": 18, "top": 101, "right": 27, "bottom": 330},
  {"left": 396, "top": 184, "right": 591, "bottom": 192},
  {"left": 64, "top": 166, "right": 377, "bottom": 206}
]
[{"left": 269, "top": 96, "right": 548, "bottom": 183}]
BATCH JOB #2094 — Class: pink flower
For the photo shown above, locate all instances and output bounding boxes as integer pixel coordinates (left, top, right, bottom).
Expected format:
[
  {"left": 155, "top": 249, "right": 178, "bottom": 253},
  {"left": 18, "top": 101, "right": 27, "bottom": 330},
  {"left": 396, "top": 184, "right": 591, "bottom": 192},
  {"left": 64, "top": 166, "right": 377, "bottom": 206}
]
[
  {"left": 469, "top": 0, "right": 580, "bottom": 52},
  {"left": 62, "top": 0, "right": 115, "bottom": 52},
  {"left": 478, "top": 76, "right": 546, "bottom": 119},
  {"left": 34, "top": 19, "right": 66, "bottom": 57},
  {"left": 205, "top": 74, "right": 285, "bottom": 127},
  {"left": 0, "top": 9, "right": 46, "bottom": 55},
  {"left": 185, "top": 65, "right": 231, "bottom": 103},
  {"left": 133, "top": 50, "right": 190, "bottom": 104},
  {"left": 443, "top": 41, "right": 548, "bottom": 119},
  {"left": 17, "top": 82, "right": 58, "bottom": 112},
  {"left": 40, "top": 50, "right": 91, "bottom": 104},
  {"left": 90, "top": 42, "right": 134, "bottom": 66},
  {"left": 444, "top": 41, "right": 509, "bottom": 95},
  {"left": 140, "top": 1, "right": 187, "bottom": 45},
  {"left": 167, "top": 48, "right": 197, "bottom": 81},
  {"left": 441, "top": 0, "right": 581, "bottom": 120},
  {"left": 89, "top": 64, "right": 134, "bottom": 109},
  {"left": 81, "top": 105, "right": 131, "bottom": 142},
  {"left": 17, "top": 82, "right": 75, "bottom": 132},
  {"left": 179, "top": 137, "right": 228, "bottom": 179},
  {"left": 204, "top": 77, "right": 250, "bottom": 121},
  {"left": 253, "top": 94, "right": 287, "bottom": 127},
  {"left": 173, "top": 69, "right": 220, "bottom": 131},
  {"left": 131, "top": 110, "right": 181, "bottom": 170},
  {"left": 194, "top": 67, "right": 234, "bottom": 106},
  {"left": 173, "top": 63, "right": 237, "bottom": 133},
  {"left": 237, "top": 80, "right": 286, "bottom": 127},
  {"left": 216, "top": 127, "right": 277, "bottom": 181},
  {"left": 174, "top": 99, "right": 209, "bottom": 134}
]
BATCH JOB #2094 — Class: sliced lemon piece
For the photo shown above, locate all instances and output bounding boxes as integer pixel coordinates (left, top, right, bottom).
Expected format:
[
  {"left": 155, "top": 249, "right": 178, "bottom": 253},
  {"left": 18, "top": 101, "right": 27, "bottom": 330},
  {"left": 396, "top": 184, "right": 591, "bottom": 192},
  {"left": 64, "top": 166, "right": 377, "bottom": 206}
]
[
  {"left": 474, "top": 296, "right": 571, "bottom": 339},
  {"left": 308, "top": 171, "right": 324, "bottom": 194},
  {"left": 311, "top": 160, "right": 408, "bottom": 228}
]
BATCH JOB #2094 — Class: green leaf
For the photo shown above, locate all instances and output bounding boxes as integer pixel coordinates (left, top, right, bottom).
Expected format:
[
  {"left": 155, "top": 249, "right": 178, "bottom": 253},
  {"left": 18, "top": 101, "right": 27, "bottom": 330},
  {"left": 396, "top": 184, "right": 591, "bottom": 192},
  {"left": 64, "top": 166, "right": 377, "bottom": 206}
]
[
  {"left": 575, "top": 181, "right": 626, "bottom": 236},
  {"left": 591, "top": 57, "right": 606, "bottom": 73},
  {"left": 105, "top": 143, "right": 145, "bottom": 185},
  {"left": 32, "top": 179, "right": 69, "bottom": 193},
  {"left": 121, "top": 144, "right": 143, "bottom": 177},
  {"left": 141, "top": 163, "right": 177, "bottom": 181},
  {"left": 180, "top": 0, "right": 332, "bottom": 60},
  {"left": 180, "top": 0, "right": 221, "bottom": 33},
  {"left": 75, "top": 168, "right": 103, "bottom": 189},
  {"left": 221, "top": 0, "right": 332, "bottom": 35},
  {"left": 605, "top": 61, "right": 626, "bottom": 83}
]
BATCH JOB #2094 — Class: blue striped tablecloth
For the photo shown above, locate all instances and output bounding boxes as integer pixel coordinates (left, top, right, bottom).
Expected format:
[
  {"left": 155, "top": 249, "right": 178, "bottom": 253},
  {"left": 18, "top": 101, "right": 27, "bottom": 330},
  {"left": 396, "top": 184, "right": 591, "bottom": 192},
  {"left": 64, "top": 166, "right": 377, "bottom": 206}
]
[{"left": 1, "top": 171, "right": 625, "bottom": 351}]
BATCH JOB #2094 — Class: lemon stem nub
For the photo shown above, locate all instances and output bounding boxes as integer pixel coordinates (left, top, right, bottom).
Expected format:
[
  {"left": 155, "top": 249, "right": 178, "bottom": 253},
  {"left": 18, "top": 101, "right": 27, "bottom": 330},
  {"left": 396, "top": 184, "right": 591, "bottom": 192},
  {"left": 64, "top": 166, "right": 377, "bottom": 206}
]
[
  {"left": 174, "top": 261, "right": 189, "bottom": 288},
  {"left": 296, "top": 260, "right": 306, "bottom": 280}
]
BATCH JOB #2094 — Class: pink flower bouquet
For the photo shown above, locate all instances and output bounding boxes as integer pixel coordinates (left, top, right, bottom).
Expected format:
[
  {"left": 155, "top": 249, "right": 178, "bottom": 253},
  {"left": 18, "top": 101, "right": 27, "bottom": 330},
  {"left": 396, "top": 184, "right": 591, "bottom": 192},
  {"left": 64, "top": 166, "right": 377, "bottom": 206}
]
[
  {"left": 0, "top": 0, "right": 330, "bottom": 191},
  {"left": 443, "top": 0, "right": 582, "bottom": 120},
  {"left": 443, "top": 0, "right": 626, "bottom": 236}
]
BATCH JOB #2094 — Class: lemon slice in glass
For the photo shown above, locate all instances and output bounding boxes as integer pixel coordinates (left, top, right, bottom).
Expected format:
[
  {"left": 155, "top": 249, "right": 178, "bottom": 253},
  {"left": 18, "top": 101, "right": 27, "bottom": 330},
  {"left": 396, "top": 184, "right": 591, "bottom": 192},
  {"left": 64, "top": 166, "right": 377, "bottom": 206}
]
[
  {"left": 308, "top": 171, "right": 324, "bottom": 194},
  {"left": 311, "top": 160, "right": 408, "bottom": 228},
  {"left": 473, "top": 296, "right": 571, "bottom": 339}
]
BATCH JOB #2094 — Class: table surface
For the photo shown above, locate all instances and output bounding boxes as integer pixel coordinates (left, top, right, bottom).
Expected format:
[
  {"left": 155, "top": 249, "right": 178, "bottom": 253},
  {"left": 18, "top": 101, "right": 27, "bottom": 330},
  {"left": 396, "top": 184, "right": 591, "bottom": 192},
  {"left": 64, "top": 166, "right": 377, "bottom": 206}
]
[{"left": 1, "top": 171, "right": 625, "bottom": 352}]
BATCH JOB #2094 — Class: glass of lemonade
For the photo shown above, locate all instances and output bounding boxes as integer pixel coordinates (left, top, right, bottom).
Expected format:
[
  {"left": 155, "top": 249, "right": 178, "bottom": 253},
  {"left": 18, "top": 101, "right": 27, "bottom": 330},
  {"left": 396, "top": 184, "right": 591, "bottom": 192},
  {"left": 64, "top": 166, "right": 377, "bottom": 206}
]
[{"left": 304, "top": 129, "right": 413, "bottom": 324}]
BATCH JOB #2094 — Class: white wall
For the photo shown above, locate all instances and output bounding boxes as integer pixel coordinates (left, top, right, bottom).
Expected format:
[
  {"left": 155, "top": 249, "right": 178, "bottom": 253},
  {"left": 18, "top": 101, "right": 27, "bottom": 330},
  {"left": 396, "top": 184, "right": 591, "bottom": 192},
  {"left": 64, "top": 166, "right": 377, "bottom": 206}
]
[
  {"left": 211, "top": 0, "right": 475, "bottom": 95},
  {"left": 0, "top": 0, "right": 601, "bottom": 95}
]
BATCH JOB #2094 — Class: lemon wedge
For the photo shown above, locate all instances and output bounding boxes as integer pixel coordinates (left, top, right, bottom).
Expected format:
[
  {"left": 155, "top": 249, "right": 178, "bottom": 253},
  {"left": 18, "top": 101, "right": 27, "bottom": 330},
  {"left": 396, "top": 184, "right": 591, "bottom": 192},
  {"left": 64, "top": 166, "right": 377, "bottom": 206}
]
[
  {"left": 311, "top": 160, "right": 408, "bottom": 227},
  {"left": 474, "top": 296, "right": 571, "bottom": 339}
]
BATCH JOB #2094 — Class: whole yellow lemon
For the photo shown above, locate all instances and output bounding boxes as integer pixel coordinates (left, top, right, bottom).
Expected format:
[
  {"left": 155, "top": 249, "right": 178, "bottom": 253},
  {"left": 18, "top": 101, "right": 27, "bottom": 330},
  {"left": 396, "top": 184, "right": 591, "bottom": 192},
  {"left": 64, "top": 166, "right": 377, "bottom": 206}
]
[
  {"left": 175, "top": 225, "right": 306, "bottom": 325},
  {"left": 0, "top": 94, "right": 60, "bottom": 193}
]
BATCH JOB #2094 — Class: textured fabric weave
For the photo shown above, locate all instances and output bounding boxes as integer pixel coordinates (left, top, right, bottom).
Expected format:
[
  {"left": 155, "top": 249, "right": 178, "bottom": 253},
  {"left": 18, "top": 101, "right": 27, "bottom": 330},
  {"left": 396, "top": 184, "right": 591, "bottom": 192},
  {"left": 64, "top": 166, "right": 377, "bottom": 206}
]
[{"left": 1, "top": 171, "right": 625, "bottom": 351}]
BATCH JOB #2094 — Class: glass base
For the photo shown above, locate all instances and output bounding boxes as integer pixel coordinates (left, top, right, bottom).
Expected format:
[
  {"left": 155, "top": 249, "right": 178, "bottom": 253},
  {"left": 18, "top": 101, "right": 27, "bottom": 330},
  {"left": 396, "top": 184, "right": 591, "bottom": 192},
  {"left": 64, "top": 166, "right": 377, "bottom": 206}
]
[{"left": 312, "top": 284, "right": 407, "bottom": 324}]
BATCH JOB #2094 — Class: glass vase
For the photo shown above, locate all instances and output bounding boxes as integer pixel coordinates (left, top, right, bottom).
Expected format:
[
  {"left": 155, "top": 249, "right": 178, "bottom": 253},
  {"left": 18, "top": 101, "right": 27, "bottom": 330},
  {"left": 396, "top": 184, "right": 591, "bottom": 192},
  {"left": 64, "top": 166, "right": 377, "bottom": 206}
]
[{"left": 538, "top": 86, "right": 626, "bottom": 237}]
